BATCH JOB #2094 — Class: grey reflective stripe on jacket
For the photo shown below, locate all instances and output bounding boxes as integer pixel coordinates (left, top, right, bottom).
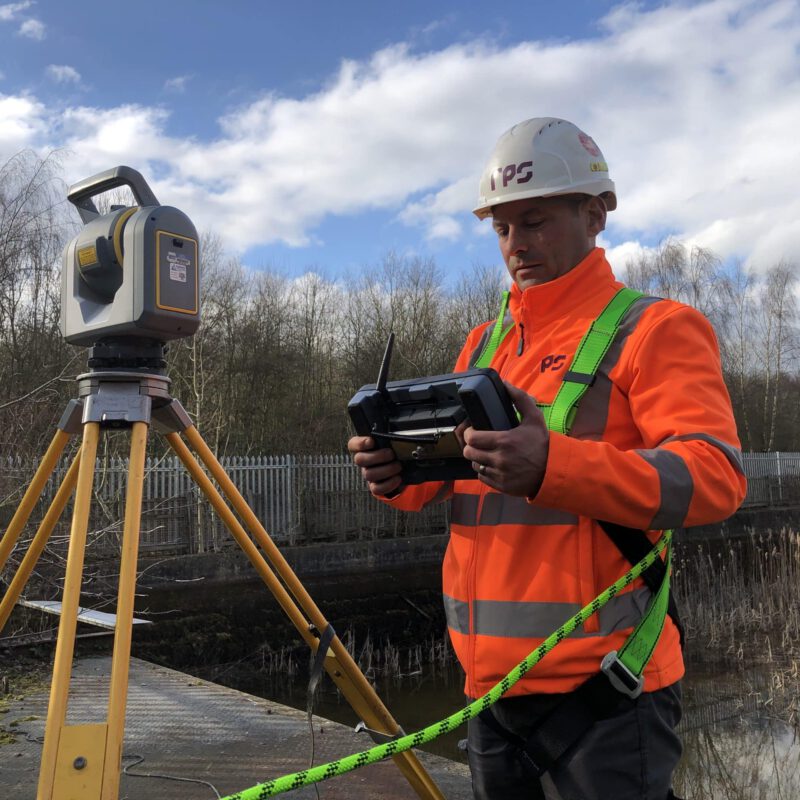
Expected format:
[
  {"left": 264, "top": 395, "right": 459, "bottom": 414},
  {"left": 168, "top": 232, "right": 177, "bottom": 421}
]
[
  {"left": 661, "top": 432, "right": 745, "bottom": 474},
  {"left": 634, "top": 434, "right": 745, "bottom": 529},
  {"left": 468, "top": 310, "right": 515, "bottom": 369},
  {"left": 635, "top": 448, "right": 694, "bottom": 530},
  {"left": 451, "top": 492, "right": 577, "bottom": 527},
  {"left": 443, "top": 587, "right": 652, "bottom": 639}
]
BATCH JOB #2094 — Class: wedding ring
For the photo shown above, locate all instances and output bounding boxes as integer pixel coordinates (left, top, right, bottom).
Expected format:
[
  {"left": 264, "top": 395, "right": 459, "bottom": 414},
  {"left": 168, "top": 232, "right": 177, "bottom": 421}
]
[{"left": 478, "top": 463, "right": 487, "bottom": 475}]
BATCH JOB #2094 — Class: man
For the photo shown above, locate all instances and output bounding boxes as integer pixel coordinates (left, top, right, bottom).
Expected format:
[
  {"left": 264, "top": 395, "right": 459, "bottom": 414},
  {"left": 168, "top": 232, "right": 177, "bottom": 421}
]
[{"left": 348, "top": 117, "right": 746, "bottom": 799}]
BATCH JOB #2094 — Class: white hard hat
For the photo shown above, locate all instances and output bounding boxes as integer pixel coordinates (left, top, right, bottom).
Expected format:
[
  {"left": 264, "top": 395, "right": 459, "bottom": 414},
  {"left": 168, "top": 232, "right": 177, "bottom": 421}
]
[{"left": 473, "top": 117, "right": 617, "bottom": 219}]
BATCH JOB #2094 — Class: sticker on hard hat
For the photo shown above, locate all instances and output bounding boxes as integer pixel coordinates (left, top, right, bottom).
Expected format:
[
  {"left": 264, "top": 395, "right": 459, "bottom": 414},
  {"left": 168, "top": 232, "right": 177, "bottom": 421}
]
[
  {"left": 490, "top": 161, "right": 533, "bottom": 191},
  {"left": 590, "top": 161, "right": 609, "bottom": 172},
  {"left": 578, "top": 133, "right": 601, "bottom": 156}
]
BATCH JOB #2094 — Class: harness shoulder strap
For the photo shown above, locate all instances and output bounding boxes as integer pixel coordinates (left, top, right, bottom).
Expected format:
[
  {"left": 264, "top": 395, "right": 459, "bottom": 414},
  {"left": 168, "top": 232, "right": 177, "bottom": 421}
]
[
  {"left": 544, "top": 287, "right": 642, "bottom": 434},
  {"left": 473, "top": 290, "right": 514, "bottom": 369},
  {"left": 598, "top": 520, "right": 685, "bottom": 648},
  {"left": 471, "top": 287, "right": 644, "bottom": 434}
]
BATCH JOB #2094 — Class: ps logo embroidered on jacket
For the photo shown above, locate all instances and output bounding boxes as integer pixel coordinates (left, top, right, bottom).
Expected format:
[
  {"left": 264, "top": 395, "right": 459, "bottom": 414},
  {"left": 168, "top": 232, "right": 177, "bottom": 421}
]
[{"left": 540, "top": 354, "right": 567, "bottom": 372}]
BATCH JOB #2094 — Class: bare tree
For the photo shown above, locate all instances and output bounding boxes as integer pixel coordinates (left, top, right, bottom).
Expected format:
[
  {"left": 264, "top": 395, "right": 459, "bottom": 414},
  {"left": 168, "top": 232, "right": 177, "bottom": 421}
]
[
  {"left": 623, "top": 238, "right": 728, "bottom": 329},
  {"left": 754, "top": 262, "right": 798, "bottom": 451},
  {"left": 0, "top": 150, "right": 76, "bottom": 457},
  {"left": 718, "top": 260, "right": 757, "bottom": 449},
  {"left": 447, "top": 261, "right": 507, "bottom": 345}
]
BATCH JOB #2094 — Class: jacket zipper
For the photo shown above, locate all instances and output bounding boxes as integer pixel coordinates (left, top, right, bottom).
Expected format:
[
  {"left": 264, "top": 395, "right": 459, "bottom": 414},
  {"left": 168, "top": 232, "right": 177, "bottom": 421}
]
[
  {"left": 466, "top": 481, "right": 489, "bottom": 698},
  {"left": 517, "top": 322, "right": 525, "bottom": 356},
  {"left": 466, "top": 331, "right": 515, "bottom": 696}
]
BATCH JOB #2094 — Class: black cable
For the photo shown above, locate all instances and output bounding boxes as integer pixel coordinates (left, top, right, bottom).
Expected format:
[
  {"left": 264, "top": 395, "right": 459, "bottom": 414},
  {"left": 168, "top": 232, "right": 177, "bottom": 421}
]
[
  {"left": 122, "top": 753, "right": 221, "bottom": 798},
  {"left": 12, "top": 728, "right": 222, "bottom": 799}
]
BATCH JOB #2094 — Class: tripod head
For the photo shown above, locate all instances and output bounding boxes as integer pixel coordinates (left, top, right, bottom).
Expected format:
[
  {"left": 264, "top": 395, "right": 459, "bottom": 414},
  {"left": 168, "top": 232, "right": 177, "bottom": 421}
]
[{"left": 61, "top": 166, "right": 201, "bottom": 349}]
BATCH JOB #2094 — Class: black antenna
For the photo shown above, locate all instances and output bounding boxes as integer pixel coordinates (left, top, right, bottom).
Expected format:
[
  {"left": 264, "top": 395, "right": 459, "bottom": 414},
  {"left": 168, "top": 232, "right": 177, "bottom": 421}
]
[{"left": 376, "top": 332, "right": 394, "bottom": 399}]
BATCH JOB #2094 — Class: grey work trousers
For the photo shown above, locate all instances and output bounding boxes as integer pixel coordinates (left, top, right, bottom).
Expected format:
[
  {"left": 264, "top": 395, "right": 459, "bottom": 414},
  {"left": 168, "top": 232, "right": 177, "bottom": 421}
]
[{"left": 466, "top": 682, "right": 683, "bottom": 800}]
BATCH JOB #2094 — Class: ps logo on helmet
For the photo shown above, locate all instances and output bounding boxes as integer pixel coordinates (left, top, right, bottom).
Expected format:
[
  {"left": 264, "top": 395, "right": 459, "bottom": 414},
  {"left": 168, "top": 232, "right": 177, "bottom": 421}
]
[{"left": 490, "top": 161, "right": 533, "bottom": 192}]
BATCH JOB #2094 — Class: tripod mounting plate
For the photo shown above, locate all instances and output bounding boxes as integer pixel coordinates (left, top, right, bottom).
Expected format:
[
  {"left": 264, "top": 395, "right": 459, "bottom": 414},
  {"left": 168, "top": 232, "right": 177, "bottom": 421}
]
[{"left": 77, "top": 370, "right": 172, "bottom": 427}]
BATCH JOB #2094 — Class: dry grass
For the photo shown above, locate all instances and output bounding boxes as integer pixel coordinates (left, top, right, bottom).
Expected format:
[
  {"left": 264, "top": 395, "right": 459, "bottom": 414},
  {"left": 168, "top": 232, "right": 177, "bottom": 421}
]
[
  {"left": 674, "top": 527, "right": 800, "bottom": 731},
  {"left": 675, "top": 529, "right": 800, "bottom": 662}
]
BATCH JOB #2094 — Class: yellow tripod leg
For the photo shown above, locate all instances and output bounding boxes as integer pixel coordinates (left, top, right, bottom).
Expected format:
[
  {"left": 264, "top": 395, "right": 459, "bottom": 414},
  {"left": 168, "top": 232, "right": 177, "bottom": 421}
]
[
  {"left": 0, "top": 429, "right": 71, "bottom": 572},
  {"left": 165, "top": 433, "right": 321, "bottom": 647},
  {"left": 100, "top": 421, "right": 148, "bottom": 799},
  {"left": 0, "top": 453, "right": 81, "bottom": 634},
  {"left": 37, "top": 423, "right": 102, "bottom": 800},
  {"left": 176, "top": 426, "right": 446, "bottom": 800}
]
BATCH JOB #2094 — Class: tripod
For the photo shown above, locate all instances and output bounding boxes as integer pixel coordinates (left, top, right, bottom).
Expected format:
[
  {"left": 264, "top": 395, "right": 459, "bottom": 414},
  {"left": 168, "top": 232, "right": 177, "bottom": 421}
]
[{"left": 0, "top": 360, "right": 445, "bottom": 800}]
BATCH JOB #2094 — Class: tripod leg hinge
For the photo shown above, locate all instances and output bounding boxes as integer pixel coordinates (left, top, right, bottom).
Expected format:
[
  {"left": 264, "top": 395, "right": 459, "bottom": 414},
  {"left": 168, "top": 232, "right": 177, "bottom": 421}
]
[
  {"left": 58, "top": 400, "right": 84, "bottom": 434},
  {"left": 152, "top": 399, "right": 193, "bottom": 434}
]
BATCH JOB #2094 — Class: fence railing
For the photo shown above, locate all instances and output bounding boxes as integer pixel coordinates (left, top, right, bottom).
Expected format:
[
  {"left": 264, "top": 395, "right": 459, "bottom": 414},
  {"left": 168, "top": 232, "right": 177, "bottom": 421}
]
[
  {"left": 0, "top": 451, "right": 797, "bottom": 557},
  {"left": 740, "top": 452, "right": 800, "bottom": 508},
  {"left": 0, "top": 453, "right": 449, "bottom": 556}
]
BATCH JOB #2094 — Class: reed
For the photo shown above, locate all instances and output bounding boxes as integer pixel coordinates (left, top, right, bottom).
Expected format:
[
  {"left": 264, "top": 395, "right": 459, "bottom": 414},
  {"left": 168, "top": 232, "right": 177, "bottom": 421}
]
[
  {"left": 674, "top": 528, "right": 800, "bottom": 731},
  {"left": 674, "top": 528, "right": 800, "bottom": 662},
  {"left": 336, "top": 627, "right": 452, "bottom": 680}
]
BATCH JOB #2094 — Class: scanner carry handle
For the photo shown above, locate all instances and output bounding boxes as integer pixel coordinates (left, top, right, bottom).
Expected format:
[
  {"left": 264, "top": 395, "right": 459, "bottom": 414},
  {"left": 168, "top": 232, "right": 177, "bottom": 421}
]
[{"left": 67, "top": 166, "right": 160, "bottom": 224}]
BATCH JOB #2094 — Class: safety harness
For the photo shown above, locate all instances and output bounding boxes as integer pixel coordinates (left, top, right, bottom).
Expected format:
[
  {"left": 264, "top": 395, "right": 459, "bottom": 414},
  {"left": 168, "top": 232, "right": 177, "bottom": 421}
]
[{"left": 470, "top": 287, "right": 683, "bottom": 779}]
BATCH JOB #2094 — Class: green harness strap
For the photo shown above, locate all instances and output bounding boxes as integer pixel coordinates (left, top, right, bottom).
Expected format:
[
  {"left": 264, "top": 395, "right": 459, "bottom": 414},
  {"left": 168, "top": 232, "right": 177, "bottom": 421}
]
[
  {"left": 545, "top": 287, "right": 642, "bottom": 434},
  {"left": 473, "top": 287, "right": 644, "bottom": 433},
  {"left": 471, "top": 286, "right": 670, "bottom": 688},
  {"left": 474, "top": 289, "right": 513, "bottom": 369}
]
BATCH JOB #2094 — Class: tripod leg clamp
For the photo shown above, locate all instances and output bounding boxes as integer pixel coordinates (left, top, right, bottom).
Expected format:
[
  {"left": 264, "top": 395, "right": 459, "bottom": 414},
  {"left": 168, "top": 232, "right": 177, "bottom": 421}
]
[{"left": 354, "top": 721, "right": 405, "bottom": 745}]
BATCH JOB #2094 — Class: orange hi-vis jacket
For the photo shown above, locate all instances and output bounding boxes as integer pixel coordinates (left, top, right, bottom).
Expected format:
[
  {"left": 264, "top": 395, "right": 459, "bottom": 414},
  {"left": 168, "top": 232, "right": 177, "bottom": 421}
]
[{"left": 383, "top": 248, "right": 747, "bottom": 700}]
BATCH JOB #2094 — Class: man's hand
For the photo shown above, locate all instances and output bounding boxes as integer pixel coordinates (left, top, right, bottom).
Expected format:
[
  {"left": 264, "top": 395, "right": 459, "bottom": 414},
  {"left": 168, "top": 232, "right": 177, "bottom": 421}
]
[
  {"left": 460, "top": 383, "right": 550, "bottom": 497},
  {"left": 347, "top": 435, "right": 404, "bottom": 496}
]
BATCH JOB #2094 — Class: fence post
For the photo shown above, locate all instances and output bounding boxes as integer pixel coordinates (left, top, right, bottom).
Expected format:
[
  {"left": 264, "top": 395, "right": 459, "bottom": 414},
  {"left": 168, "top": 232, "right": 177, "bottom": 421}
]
[
  {"left": 776, "top": 451, "right": 783, "bottom": 503},
  {"left": 286, "top": 454, "right": 295, "bottom": 546}
]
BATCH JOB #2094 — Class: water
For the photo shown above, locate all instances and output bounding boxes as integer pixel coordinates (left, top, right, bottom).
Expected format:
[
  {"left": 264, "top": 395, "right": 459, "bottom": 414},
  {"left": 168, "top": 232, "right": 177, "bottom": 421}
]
[
  {"left": 236, "top": 659, "right": 470, "bottom": 763},
  {"left": 676, "top": 670, "right": 800, "bottom": 798},
  {"left": 236, "top": 658, "right": 800, "bottom": 797},
  {"left": 131, "top": 542, "right": 800, "bottom": 797}
]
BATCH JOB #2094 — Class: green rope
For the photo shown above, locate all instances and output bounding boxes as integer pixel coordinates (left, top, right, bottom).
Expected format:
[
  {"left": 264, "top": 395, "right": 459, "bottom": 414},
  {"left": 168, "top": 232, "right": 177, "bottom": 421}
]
[{"left": 219, "top": 529, "right": 673, "bottom": 800}]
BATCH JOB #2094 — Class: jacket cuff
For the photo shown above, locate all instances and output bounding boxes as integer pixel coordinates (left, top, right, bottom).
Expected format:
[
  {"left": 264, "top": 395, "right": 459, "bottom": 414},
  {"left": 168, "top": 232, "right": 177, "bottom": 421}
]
[{"left": 529, "top": 432, "right": 573, "bottom": 506}]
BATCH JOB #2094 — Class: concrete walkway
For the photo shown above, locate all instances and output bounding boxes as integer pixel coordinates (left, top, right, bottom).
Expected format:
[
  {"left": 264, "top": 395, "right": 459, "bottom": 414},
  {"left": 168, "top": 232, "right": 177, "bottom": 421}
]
[{"left": 0, "top": 656, "right": 472, "bottom": 799}]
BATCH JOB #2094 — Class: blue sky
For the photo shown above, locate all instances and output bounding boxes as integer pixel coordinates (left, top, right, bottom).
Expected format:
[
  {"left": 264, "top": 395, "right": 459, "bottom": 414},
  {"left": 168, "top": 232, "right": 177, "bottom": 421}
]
[{"left": 1, "top": 0, "right": 799, "bottom": 283}]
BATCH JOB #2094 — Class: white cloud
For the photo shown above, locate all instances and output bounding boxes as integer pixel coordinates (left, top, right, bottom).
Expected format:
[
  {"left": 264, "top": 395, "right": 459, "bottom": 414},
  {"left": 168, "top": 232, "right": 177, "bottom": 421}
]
[
  {"left": 17, "top": 16, "right": 43, "bottom": 39},
  {"left": 164, "top": 75, "right": 191, "bottom": 93},
  {"left": 46, "top": 64, "right": 81, "bottom": 84},
  {"left": 0, "top": 0, "right": 798, "bottom": 273},
  {"left": 399, "top": 176, "right": 474, "bottom": 242},
  {"left": 0, "top": 94, "right": 47, "bottom": 153},
  {"left": 0, "top": 2, "right": 32, "bottom": 22},
  {"left": 603, "top": 239, "right": 654, "bottom": 279}
]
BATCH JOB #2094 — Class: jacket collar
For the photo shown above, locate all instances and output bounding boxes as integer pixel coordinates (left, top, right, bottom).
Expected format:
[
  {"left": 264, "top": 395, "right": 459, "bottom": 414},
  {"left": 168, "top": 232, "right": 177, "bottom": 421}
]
[{"left": 508, "top": 247, "right": 620, "bottom": 329}]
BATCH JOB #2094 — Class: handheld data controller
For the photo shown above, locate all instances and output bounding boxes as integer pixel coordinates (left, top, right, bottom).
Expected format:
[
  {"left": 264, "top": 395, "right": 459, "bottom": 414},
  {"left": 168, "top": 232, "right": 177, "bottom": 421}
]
[{"left": 348, "top": 334, "right": 518, "bottom": 484}]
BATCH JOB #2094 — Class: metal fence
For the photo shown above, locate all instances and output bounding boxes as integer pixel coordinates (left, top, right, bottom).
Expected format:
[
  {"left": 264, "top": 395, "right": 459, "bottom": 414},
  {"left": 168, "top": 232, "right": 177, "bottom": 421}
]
[
  {"left": 0, "top": 453, "right": 449, "bottom": 556},
  {"left": 740, "top": 452, "right": 800, "bottom": 508},
  {"left": 0, "top": 451, "right": 797, "bottom": 557}
]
